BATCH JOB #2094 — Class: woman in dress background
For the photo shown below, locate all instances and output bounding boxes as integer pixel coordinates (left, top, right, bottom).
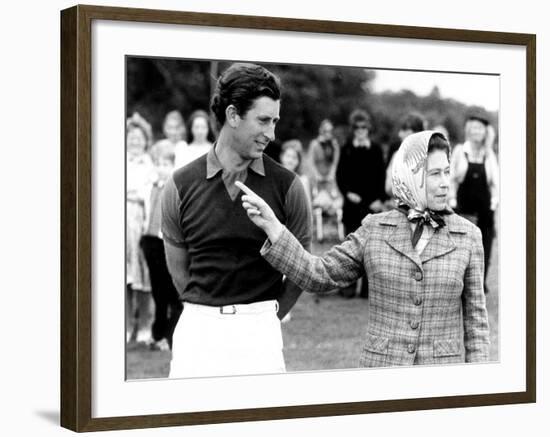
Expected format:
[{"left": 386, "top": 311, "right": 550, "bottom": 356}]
[
  {"left": 308, "top": 119, "right": 344, "bottom": 242},
  {"left": 150, "top": 110, "right": 187, "bottom": 168},
  {"left": 237, "top": 131, "right": 490, "bottom": 367},
  {"left": 278, "top": 139, "right": 312, "bottom": 322},
  {"left": 126, "top": 112, "right": 156, "bottom": 343},
  {"left": 279, "top": 139, "right": 311, "bottom": 207}
]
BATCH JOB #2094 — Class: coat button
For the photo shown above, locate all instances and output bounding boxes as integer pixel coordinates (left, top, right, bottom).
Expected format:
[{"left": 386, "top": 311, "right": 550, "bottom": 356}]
[
  {"left": 407, "top": 344, "right": 416, "bottom": 354},
  {"left": 413, "top": 297, "right": 422, "bottom": 306},
  {"left": 410, "top": 320, "right": 419, "bottom": 330},
  {"left": 414, "top": 271, "right": 423, "bottom": 281}
]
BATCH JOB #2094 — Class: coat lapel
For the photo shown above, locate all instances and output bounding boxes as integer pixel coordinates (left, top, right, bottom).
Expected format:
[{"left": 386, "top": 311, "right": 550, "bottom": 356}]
[
  {"left": 382, "top": 213, "right": 423, "bottom": 271},
  {"left": 420, "top": 225, "right": 457, "bottom": 264},
  {"left": 381, "top": 210, "right": 461, "bottom": 268}
]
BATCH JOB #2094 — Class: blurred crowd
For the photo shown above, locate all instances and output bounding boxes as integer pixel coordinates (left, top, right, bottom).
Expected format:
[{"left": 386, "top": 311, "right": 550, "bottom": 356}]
[{"left": 126, "top": 104, "right": 499, "bottom": 349}]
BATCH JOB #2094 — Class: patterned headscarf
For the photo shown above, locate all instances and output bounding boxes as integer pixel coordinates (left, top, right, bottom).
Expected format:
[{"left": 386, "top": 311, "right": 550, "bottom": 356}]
[{"left": 392, "top": 130, "right": 451, "bottom": 247}]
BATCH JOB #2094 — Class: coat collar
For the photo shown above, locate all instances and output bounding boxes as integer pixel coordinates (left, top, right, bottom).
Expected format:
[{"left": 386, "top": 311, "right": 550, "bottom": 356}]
[{"left": 377, "top": 210, "right": 465, "bottom": 268}]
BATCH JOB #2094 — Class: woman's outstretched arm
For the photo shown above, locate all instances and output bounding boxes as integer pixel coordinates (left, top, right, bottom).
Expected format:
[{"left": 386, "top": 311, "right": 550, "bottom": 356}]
[{"left": 236, "top": 181, "right": 366, "bottom": 293}]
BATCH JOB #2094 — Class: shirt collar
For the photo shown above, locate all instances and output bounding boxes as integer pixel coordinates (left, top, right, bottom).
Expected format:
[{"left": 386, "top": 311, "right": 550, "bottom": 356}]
[{"left": 206, "top": 144, "right": 265, "bottom": 179}]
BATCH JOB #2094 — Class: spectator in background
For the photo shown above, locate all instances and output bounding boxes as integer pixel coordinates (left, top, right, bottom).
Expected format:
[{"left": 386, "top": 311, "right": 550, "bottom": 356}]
[
  {"left": 175, "top": 109, "right": 215, "bottom": 168},
  {"left": 151, "top": 110, "right": 188, "bottom": 167},
  {"left": 449, "top": 108, "right": 499, "bottom": 291},
  {"left": 140, "top": 150, "right": 183, "bottom": 351},
  {"left": 309, "top": 119, "right": 340, "bottom": 184},
  {"left": 279, "top": 139, "right": 312, "bottom": 323},
  {"left": 126, "top": 112, "right": 156, "bottom": 344},
  {"left": 336, "top": 109, "right": 385, "bottom": 298},
  {"left": 280, "top": 139, "right": 311, "bottom": 206},
  {"left": 308, "top": 119, "right": 344, "bottom": 241},
  {"left": 385, "top": 111, "right": 427, "bottom": 199}
]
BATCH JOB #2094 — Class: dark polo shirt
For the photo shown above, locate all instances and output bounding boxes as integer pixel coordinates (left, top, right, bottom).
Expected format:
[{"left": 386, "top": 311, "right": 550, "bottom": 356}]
[{"left": 161, "top": 147, "right": 312, "bottom": 306}]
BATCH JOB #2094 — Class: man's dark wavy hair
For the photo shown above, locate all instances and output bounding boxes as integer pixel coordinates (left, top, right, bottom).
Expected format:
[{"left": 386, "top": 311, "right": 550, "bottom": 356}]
[{"left": 210, "top": 63, "right": 281, "bottom": 126}]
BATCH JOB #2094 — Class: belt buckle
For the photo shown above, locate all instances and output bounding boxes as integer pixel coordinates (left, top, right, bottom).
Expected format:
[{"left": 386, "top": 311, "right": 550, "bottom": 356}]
[{"left": 220, "top": 305, "right": 237, "bottom": 315}]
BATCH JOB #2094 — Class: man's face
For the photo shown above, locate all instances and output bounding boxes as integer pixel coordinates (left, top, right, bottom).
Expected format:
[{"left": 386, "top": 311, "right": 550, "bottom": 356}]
[{"left": 232, "top": 96, "right": 280, "bottom": 160}]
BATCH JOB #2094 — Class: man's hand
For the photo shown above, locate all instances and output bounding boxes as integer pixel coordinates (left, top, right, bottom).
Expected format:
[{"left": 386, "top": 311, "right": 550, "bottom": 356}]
[{"left": 235, "top": 181, "right": 284, "bottom": 242}]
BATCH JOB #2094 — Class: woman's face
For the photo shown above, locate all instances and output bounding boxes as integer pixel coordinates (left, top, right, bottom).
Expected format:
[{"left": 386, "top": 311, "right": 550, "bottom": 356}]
[
  {"left": 191, "top": 116, "right": 209, "bottom": 143},
  {"left": 164, "top": 117, "right": 185, "bottom": 143},
  {"left": 319, "top": 121, "right": 333, "bottom": 141},
  {"left": 280, "top": 148, "right": 299, "bottom": 172},
  {"left": 353, "top": 122, "right": 369, "bottom": 141},
  {"left": 466, "top": 119, "right": 487, "bottom": 144},
  {"left": 126, "top": 127, "right": 147, "bottom": 158},
  {"left": 425, "top": 149, "right": 450, "bottom": 211}
]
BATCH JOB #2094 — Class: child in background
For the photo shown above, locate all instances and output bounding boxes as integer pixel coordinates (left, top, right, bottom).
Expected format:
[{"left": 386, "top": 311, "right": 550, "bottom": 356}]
[
  {"left": 150, "top": 110, "right": 187, "bottom": 168},
  {"left": 140, "top": 150, "right": 183, "bottom": 350},
  {"left": 126, "top": 112, "right": 156, "bottom": 344}
]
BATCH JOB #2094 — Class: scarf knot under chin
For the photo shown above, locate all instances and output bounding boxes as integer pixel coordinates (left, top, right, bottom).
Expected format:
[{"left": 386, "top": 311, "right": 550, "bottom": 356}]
[{"left": 397, "top": 204, "right": 451, "bottom": 248}]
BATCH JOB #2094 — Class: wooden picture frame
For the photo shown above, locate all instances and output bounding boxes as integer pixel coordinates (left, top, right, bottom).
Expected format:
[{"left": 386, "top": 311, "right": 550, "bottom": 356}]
[{"left": 60, "top": 4, "right": 536, "bottom": 432}]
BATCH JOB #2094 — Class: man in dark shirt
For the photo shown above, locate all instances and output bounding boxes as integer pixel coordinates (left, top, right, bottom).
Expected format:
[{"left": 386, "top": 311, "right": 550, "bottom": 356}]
[{"left": 161, "top": 63, "right": 312, "bottom": 378}]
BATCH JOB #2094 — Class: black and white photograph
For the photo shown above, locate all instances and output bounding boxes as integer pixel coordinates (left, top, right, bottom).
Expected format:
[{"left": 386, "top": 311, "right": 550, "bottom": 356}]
[
  {"left": 3, "top": 0, "right": 546, "bottom": 434},
  {"left": 124, "top": 57, "right": 500, "bottom": 380}
]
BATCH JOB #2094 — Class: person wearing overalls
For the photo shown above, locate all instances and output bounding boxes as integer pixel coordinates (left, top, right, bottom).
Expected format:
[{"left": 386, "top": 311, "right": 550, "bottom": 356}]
[{"left": 449, "top": 109, "right": 499, "bottom": 292}]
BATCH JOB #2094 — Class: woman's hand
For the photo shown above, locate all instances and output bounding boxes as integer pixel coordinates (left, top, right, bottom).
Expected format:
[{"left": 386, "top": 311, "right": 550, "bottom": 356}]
[
  {"left": 235, "top": 181, "right": 284, "bottom": 243},
  {"left": 369, "top": 199, "right": 384, "bottom": 212},
  {"left": 346, "top": 192, "right": 362, "bottom": 204}
]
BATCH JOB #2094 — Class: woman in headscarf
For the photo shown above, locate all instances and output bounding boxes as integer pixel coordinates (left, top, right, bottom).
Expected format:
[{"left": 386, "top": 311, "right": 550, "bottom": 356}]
[{"left": 236, "top": 131, "right": 490, "bottom": 367}]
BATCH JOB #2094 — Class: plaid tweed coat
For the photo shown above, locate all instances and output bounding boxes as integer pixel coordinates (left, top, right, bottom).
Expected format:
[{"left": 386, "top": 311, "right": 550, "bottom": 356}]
[{"left": 261, "top": 209, "right": 490, "bottom": 367}]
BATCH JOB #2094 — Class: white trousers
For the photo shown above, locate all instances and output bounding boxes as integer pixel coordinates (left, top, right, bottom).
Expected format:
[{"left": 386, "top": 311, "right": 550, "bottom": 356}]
[{"left": 169, "top": 300, "right": 286, "bottom": 378}]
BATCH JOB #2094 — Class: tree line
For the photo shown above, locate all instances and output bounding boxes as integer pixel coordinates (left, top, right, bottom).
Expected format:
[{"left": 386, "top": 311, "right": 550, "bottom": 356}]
[{"left": 127, "top": 57, "right": 498, "bottom": 151}]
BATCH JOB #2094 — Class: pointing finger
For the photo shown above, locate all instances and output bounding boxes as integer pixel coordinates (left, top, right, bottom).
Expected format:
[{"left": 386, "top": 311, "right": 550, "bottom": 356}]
[
  {"left": 241, "top": 194, "right": 261, "bottom": 205},
  {"left": 235, "top": 181, "right": 257, "bottom": 197}
]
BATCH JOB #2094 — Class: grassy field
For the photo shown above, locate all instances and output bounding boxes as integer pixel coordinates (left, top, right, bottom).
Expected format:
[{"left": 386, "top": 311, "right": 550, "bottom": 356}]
[{"left": 126, "top": 224, "right": 499, "bottom": 379}]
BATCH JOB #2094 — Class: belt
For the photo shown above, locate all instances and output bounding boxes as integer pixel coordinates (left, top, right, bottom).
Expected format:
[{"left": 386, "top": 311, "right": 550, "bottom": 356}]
[{"left": 183, "top": 300, "right": 279, "bottom": 315}]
